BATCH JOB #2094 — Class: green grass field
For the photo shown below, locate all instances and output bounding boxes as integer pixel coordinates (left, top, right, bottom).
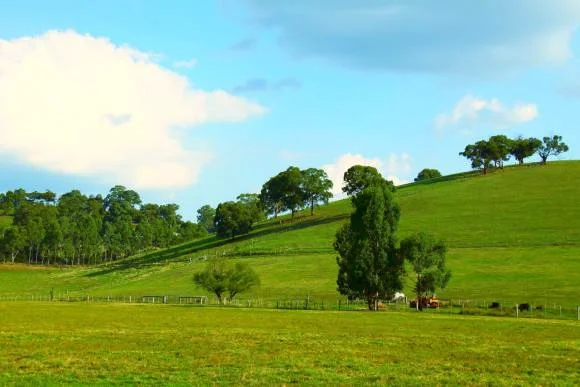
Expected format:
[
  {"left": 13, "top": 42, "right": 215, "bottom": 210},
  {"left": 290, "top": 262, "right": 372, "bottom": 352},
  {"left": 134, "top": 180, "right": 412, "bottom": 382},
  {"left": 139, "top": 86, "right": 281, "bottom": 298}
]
[
  {"left": 1, "top": 162, "right": 580, "bottom": 384},
  {"left": 0, "top": 302, "right": 578, "bottom": 385},
  {"left": 2, "top": 161, "right": 579, "bottom": 307}
]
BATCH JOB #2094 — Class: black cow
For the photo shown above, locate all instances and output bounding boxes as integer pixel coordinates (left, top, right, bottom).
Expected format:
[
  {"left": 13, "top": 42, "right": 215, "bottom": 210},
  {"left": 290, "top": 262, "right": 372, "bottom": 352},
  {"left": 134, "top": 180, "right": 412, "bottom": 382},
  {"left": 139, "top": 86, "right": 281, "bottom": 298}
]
[{"left": 517, "top": 303, "right": 530, "bottom": 312}]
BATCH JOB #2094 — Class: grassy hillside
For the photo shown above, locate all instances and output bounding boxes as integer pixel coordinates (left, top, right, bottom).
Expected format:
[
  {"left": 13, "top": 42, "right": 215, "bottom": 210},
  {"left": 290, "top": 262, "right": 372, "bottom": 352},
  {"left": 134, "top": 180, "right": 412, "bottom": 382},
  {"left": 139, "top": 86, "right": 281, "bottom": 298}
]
[
  {"left": 1, "top": 161, "right": 579, "bottom": 305},
  {"left": 1, "top": 303, "right": 579, "bottom": 385}
]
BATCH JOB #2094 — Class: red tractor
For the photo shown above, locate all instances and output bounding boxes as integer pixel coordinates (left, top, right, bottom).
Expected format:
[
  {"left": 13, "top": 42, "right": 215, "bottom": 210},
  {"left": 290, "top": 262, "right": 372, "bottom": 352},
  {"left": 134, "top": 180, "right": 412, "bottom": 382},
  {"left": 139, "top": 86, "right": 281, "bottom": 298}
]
[{"left": 410, "top": 296, "right": 440, "bottom": 310}]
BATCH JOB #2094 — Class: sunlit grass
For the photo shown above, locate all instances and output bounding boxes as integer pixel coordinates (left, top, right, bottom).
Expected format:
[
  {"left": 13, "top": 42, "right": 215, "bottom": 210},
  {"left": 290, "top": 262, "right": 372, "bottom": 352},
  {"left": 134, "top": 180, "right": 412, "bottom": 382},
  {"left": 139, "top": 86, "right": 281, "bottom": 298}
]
[{"left": 0, "top": 302, "right": 579, "bottom": 385}]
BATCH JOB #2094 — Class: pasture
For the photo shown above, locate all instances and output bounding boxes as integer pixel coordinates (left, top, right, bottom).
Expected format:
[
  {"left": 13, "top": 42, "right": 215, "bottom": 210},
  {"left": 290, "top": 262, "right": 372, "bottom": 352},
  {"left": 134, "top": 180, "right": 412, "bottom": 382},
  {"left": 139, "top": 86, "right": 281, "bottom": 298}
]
[
  {"left": 1, "top": 162, "right": 580, "bottom": 308},
  {"left": 0, "top": 302, "right": 579, "bottom": 385}
]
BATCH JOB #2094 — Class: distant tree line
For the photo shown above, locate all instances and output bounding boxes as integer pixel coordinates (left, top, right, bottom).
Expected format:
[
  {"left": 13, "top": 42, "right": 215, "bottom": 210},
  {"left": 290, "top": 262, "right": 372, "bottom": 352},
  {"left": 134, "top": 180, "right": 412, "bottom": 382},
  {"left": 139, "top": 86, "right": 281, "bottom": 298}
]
[
  {"left": 196, "top": 167, "right": 334, "bottom": 240},
  {"left": 0, "top": 186, "right": 206, "bottom": 265},
  {"left": 460, "top": 134, "right": 569, "bottom": 174}
]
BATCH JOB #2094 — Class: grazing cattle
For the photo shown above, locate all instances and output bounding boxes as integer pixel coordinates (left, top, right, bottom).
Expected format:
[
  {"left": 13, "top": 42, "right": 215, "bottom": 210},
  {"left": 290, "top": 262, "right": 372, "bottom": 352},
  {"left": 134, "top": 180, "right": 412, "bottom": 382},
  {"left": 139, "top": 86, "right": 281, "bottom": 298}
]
[
  {"left": 391, "top": 292, "right": 406, "bottom": 302},
  {"left": 489, "top": 301, "right": 501, "bottom": 309},
  {"left": 517, "top": 303, "right": 530, "bottom": 312}
]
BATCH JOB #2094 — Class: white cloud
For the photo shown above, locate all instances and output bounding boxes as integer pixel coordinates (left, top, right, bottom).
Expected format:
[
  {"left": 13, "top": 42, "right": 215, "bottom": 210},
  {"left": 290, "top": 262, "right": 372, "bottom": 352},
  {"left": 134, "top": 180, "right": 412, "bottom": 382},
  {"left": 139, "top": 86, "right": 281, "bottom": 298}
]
[
  {"left": 173, "top": 58, "right": 198, "bottom": 69},
  {"left": 0, "top": 30, "right": 266, "bottom": 189},
  {"left": 435, "top": 95, "right": 538, "bottom": 133},
  {"left": 322, "top": 153, "right": 412, "bottom": 197}
]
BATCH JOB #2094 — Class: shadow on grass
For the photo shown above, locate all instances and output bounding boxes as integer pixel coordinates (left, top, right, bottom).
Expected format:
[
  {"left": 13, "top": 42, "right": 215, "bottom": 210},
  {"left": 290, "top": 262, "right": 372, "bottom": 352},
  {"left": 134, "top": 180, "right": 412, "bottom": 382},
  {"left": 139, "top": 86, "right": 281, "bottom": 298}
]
[{"left": 86, "top": 212, "right": 349, "bottom": 277}]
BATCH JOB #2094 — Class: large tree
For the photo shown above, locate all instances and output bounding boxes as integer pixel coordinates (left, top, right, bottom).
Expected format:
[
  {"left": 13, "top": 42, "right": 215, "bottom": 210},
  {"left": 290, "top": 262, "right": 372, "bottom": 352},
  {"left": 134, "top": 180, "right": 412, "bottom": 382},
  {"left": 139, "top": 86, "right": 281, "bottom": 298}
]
[
  {"left": 399, "top": 232, "right": 451, "bottom": 311},
  {"left": 335, "top": 183, "right": 404, "bottom": 310},
  {"left": 196, "top": 205, "right": 216, "bottom": 233},
  {"left": 510, "top": 136, "right": 542, "bottom": 165},
  {"left": 414, "top": 168, "right": 442, "bottom": 182},
  {"left": 193, "top": 258, "right": 260, "bottom": 304},
  {"left": 237, "top": 193, "right": 264, "bottom": 223},
  {"left": 538, "top": 135, "right": 569, "bottom": 164},
  {"left": 342, "top": 165, "right": 394, "bottom": 196},
  {"left": 459, "top": 140, "right": 494, "bottom": 174},
  {"left": 260, "top": 174, "right": 285, "bottom": 218},
  {"left": 487, "top": 135, "right": 513, "bottom": 169},
  {"left": 214, "top": 201, "right": 253, "bottom": 239},
  {"left": 301, "top": 168, "right": 333, "bottom": 215}
]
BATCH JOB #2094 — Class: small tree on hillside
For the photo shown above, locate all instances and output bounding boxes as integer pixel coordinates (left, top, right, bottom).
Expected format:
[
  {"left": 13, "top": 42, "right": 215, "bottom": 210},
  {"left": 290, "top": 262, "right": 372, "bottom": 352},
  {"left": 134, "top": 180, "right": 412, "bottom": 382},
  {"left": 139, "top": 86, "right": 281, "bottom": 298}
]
[
  {"left": 399, "top": 232, "right": 451, "bottom": 311},
  {"left": 509, "top": 136, "right": 542, "bottom": 165},
  {"left": 414, "top": 168, "right": 442, "bottom": 182},
  {"left": 193, "top": 258, "right": 260, "bottom": 304},
  {"left": 301, "top": 168, "right": 333, "bottom": 215},
  {"left": 459, "top": 140, "right": 493, "bottom": 174},
  {"left": 538, "top": 135, "right": 569, "bottom": 164}
]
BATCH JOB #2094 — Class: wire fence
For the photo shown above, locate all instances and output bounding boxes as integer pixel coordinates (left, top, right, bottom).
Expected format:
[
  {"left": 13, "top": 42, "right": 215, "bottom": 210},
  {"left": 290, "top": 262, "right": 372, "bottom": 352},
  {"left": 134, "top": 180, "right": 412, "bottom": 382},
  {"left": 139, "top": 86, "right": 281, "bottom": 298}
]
[{"left": 1, "top": 294, "right": 579, "bottom": 321}]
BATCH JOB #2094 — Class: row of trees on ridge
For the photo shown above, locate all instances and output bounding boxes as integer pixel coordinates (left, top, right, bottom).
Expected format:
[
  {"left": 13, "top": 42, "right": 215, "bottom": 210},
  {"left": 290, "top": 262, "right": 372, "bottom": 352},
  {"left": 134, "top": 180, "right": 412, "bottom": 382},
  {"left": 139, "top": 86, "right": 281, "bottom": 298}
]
[
  {"left": 460, "top": 134, "right": 569, "bottom": 174},
  {"left": 197, "top": 167, "right": 334, "bottom": 239}
]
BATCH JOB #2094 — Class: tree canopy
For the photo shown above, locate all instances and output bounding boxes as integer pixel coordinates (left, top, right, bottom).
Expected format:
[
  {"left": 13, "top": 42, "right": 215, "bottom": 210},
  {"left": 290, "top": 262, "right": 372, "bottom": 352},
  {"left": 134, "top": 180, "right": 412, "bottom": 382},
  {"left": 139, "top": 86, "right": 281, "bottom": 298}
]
[
  {"left": 301, "top": 168, "right": 333, "bottom": 215},
  {"left": 193, "top": 258, "right": 260, "bottom": 304},
  {"left": 538, "top": 135, "right": 569, "bottom": 164},
  {"left": 399, "top": 232, "right": 451, "bottom": 311},
  {"left": 510, "top": 136, "right": 542, "bottom": 165},
  {"left": 342, "top": 165, "right": 394, "bottom": 196},
  {"left": 414, "top": 168, "right": 442, "bottom": 182},
  {"left": 259, "top": 166, "right": 333, "bottom": 220},
  {"left": 335, "top": 182, "right": 403, "bottom": 310},
  {"left": 0, "top": 187, "right": 206, "bottom": 265},
  {"left": 196, "top": 205, "right": 216, "bottom": 234}
]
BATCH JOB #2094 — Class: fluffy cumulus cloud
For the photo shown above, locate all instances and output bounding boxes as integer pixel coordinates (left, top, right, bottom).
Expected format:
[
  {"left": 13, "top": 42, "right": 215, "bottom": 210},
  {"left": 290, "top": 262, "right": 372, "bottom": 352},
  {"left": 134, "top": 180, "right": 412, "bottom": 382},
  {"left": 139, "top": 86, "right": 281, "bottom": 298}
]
[
  {"left": 435, "top": 95, "right": 538, "bottom": 132},
  {"left": 322, "top": 153, "right": 412, "bottom": 197},
  {"left": 0, "top": 30, "right": 265, "bottom": 189},
  {"left": 241, "top": 0, "right": 580, "bottom": 74}
]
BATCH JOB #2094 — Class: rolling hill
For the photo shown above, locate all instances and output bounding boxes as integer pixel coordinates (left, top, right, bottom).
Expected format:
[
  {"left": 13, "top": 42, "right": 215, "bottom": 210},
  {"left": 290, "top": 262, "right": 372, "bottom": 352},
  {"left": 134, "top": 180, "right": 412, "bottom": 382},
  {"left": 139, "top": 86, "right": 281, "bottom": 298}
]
[{"left": 1, "top": 161, "right": 579, "bottom": 305}]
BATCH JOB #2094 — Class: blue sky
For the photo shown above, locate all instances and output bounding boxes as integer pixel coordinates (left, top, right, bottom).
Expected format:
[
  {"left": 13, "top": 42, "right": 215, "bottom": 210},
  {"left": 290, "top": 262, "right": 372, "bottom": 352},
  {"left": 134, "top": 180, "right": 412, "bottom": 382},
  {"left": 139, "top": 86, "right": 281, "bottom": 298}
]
[{"left": 1, "top": 1, "right": 579, "bottom": 220}]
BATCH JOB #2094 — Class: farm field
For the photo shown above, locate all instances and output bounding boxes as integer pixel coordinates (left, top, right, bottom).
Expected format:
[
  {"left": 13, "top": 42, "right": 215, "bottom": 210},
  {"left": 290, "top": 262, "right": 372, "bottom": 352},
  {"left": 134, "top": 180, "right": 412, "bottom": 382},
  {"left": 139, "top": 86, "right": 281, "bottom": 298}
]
[
  {"left": 1, "top": 162, "right": 579, "bottom": 307},
  {"left": 0, "top": 302, "right": 579, "bottom": 385}
]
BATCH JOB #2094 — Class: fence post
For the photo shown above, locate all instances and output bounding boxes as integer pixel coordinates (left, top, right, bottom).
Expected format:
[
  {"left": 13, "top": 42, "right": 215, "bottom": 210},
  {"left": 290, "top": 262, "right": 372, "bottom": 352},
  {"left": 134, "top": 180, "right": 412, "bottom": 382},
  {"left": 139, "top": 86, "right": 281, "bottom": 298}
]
[{"left": 516, "top": 304, "right": 519, "bottom": 319}]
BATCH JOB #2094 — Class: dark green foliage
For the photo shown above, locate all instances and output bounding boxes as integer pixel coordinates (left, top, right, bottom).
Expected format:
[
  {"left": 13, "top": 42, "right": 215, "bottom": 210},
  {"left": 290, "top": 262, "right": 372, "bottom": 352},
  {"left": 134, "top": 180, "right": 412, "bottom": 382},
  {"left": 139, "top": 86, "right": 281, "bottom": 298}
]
[
  {"left": 459, "top": 140, "right": 494, "bottom": 174},
  {"left": 510, "top": 136, "right": 542, "bottom": 164},
  {"left": 399, "top": 232, "right": 451, "bottom": 310},
  {"left": 342, "top": 165, "right": 394, "bottom": 195},
  {"left": 214, "top": 201, "right": 253, "bottom": 239},
  {"left": 193, "top": 258, "right": 260, "bottom": 303},
  {"left": 487, "top": 135, "right": 513, "bottom": 168},
  {"left": 538, "top": 135, "right": 569, "bottom": 164},
  {"left": 236, "top": 193, "right": 264, "bottom": 223},
  {"left": 260, "top": 173, "right": 285, "bottom": 218},
  {"left": 196, "top": 205, "right": 216, "bottom": 233},
  {"left": 414, "top": 168, "right": 442, "bottom": 182},
  {"left": 301, "top": 168, "right": 333, "bottom": 215},
  {"left": 0, "top": 186, "right": 203, "bottom": 265},
  {"left": 335, "top": 183, "right": 403, "bottom": 310}
]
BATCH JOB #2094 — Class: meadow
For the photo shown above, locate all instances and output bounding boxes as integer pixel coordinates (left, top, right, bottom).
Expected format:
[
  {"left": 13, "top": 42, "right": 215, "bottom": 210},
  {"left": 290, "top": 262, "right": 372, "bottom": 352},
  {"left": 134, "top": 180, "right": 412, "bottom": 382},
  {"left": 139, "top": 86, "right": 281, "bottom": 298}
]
[
  {"left": 1, "top": 161, "right": 579, "bottom": 307},
  {"left": 0, "top": 302, "right": 579, "bottom": 385},
  {"left": 1, "top": 162, "right": 580, "bottom": 385}
]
